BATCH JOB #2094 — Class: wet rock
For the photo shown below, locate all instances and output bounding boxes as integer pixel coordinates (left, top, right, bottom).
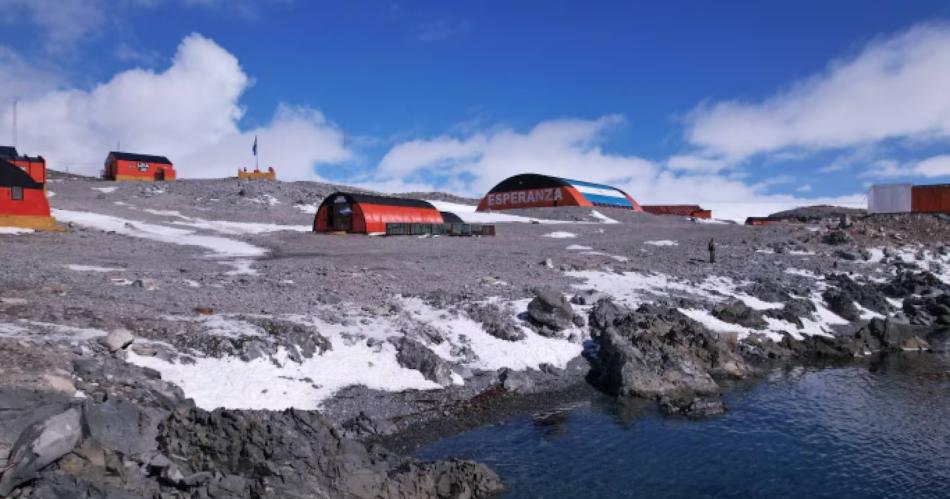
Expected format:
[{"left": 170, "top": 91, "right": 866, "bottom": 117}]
[
  {"left": 0, "top": 408, "right": 82, "bottom": 496},
  {"left": 852, "top": 317, "right": 930, "bottom": 353},
  {"left": 98, "top": 328, "right": 135, "bottom": 353},
  {"left": 396, "top": 338, "right": 454, "bottom": 387},
  {"left": 465, "top": 302, "right": 526, "bottom": 341},
  {"left": 527, "top": 288, "right": 575, "bottom": 333},
  {"left": 499, "top": 369, "right": 535, "bottom": 394},
  {"left": 659, "top": 395, "right": 725, "bottom": 418},
  {"left": 158, "top": 408, "right": 503, "bottom": 498},
  {"left": 712, "top": 301, "right": 767, "bottom": 329},
  {"left": 589, "top": 301, "right": 750, "bottom": 404}
]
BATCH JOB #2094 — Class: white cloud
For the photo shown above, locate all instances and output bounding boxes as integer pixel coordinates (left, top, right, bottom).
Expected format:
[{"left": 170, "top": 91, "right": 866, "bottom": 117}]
[
  {"left": 0, "top": 0, "right": 106, "bottom": 50},
  {"left": 0, "top": 46, "right": 63, "bottom": 103},
  {"left": 666, "top": 154, "right": 731, "bottom": 173},
  {"left": 686, "top": 23, "right": 950, "bottom": 159},
  {"left": 862, "top": 155, "right": 950, "bottom": 179},
  {"left": 0, "top": 33, "right": 351, "bottom": 179}
]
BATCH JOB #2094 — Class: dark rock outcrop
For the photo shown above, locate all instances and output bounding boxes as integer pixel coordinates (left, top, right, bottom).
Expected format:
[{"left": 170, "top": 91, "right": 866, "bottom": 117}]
[
  {"left": 713, "top": 301, "right": 767, "bottom": 329},
  {"left": 527, "top": 288, "right": 575, "bottom": 334},
  {"left": 396, "top": 338, "right": 455, "bottom": 387},
  {"left": 589, "top": 301, "right": 750, "bottom": 417},
  {"left": 466, "top": 302, "right": 526, "bottom": 341},
  {"left": 157, "top": 407, "right": 503, "bottom": 499}
]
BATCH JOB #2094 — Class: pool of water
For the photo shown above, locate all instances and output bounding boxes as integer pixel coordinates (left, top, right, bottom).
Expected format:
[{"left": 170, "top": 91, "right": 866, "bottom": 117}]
[{"left": 416, "top": 354, "right": 950, "bottom": 499}]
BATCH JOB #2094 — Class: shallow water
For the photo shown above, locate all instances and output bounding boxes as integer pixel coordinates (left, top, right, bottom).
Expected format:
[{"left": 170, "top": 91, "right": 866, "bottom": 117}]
[{"left": 416, "top": 353, "right": 950, "bottom": 499}]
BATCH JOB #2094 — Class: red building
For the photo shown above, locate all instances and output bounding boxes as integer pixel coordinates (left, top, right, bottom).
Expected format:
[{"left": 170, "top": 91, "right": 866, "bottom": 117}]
[
  {"left": 642, "top": 205, "right": 712, "bottom": 219},
  {"left": 313, "top": 192, "right": 445, "bottom": 234},
  {"left": 476, "top": 174, "right": 643, "bottom": 212},
  {"left": 103, "top": 151, "right": 176, "bottom": 182},
  {"left": 0, "top": 146, "right": 55, "bottom": 230},
  {"left": 911, "top": 184, "right": 950, "bottom": 214}
]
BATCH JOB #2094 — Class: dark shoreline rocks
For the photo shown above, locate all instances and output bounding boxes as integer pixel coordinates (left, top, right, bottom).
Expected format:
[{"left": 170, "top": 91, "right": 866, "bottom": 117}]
[{"left": 588, "top": 301, "right": 750, "bottom": 417}]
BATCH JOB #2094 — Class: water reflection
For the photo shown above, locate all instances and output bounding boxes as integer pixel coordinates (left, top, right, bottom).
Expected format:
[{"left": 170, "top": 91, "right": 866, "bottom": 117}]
[{"left": 417, "top": 351, "right": 950, "bottom": 499}]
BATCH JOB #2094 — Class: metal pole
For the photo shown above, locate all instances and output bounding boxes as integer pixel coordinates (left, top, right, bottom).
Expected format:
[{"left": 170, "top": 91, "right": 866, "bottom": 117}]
[{"left": 12, "top": 98, "right": 18, "bottom": 148}]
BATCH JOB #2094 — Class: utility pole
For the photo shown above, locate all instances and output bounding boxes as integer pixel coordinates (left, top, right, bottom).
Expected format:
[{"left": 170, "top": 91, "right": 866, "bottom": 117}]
[{"left": 12, "top": 98, "right": 18, "bottom": 148}]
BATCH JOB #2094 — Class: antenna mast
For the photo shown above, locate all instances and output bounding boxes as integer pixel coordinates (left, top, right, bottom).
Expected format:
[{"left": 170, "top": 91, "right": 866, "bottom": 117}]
[{"left": 12, "top": 98, "right": 18, "bottom": 148}]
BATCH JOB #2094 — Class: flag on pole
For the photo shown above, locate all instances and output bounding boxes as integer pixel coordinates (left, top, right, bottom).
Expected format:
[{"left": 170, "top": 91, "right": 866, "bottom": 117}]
[{"left": 252, "top": 136, "right": 258, "bottom": 156}]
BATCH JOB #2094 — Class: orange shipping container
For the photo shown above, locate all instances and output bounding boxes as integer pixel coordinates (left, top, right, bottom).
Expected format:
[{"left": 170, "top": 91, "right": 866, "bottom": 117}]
[{"left": 911, "top": 184, "right": 950, "bottom": 214}]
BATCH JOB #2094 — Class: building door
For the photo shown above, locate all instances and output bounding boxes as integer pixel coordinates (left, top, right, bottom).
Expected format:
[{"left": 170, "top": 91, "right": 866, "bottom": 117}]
[
  {"left": 332, "top": 203, "right": 353, "bottom": 231},
  {"left": 155, "top": 168, "right": 165, "bottom": 181}
]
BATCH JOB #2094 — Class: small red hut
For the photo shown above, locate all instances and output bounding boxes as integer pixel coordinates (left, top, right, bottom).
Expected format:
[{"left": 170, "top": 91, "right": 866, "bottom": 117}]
[
  {"left": 0, "top": 146, "right": 55, "bottom": 230},
  {"left": 103, "top": 151, "right": 176, "bottom": 182}
]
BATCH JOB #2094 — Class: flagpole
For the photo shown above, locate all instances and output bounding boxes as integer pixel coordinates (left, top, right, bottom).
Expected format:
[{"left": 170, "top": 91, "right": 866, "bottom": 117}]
[{"left": 255, "top": 136, "right": 259, "bottom": 171}]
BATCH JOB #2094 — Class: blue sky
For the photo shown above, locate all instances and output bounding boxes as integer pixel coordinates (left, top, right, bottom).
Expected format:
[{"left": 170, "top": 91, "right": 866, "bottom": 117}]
[{"left": 2, "top": 0, "right": 950, "bottom": 218}]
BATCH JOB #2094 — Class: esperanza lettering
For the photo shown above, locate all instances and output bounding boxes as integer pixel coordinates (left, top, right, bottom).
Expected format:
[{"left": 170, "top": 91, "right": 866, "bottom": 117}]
[{"left": 488, "top": 188, "right": 563, "bottom": 207}]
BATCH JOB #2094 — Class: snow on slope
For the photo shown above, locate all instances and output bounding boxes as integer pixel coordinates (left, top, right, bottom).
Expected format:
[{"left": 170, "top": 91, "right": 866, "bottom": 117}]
[
  {"left": 141, "top": 209, "right": 310, "bottom": 235},
  {"left": 125, "top": 296, "right": 584, "bottom": 410},
  {"left": 52, "top": 209, "right": 267, "bottom": 258}
]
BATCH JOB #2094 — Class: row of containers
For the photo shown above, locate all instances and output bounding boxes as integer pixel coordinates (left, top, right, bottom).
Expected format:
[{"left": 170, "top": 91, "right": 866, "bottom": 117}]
[
  {"left": 385, "top": 223, "right": 497, "bottom": 237},
  {"left": 868, "top": 183, "right": 950, "bottom": 214}
]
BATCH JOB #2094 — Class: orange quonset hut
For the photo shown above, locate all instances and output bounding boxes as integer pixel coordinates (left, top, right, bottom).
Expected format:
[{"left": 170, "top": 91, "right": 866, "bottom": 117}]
[
  {"left": 103, "top": 151, "right": 176, "bottom": 182},
  {"left": 313, "top": 192, "right": 445, "bottom": 234},
  {"left": 238, "top": 167, "right": 276, "bottom": 181},
  {"left": 0, "top": 146, "right": 56, "bottom": 230},
  {"left": 476, "top": 173, "right": 643, "bottom": 212},
  {"left": 641, "top": 205, "right": 712, "bottom": 219}
]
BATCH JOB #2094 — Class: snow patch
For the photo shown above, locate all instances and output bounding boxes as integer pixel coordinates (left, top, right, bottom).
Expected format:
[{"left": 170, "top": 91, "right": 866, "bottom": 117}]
[
  {"left": 590, "top": 210, "right": 619, "bottom": 224},
  {"left": 566, "top": 244, "right": 593, "bottom": 251},
  {"left": 64, "top": 264, "right": 124, "bottom": 273},
  {"left": 0, "top": 227, "right": 34, "bottom": 235},
  {"left": 92, "top": 187, "right": 117, "bottom": 194},
  {"left": 220, "top": 259, "right": 258, "bottom": 276},
  {"left": 400, "top": 297, "right": 583, "bottom": 372},
  {"left": 644, "top": 240, "right": 678, "bottom": 247},
  {"left": 544, "top": 231, "right": 577, "bottom": 239},
  {"left": 52, "top": 209, "right": 267, "bottom": 258}
]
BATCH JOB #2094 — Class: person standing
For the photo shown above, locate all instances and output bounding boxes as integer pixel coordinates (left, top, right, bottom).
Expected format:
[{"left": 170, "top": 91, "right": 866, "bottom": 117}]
[{"left": 708, "top": 238, "right": 716, "bottom": 264}]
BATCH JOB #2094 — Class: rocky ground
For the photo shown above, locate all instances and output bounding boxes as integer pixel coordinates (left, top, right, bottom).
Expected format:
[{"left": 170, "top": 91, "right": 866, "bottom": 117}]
[{"left": 1, "top": 177, "right": 949, "bottom": 497}]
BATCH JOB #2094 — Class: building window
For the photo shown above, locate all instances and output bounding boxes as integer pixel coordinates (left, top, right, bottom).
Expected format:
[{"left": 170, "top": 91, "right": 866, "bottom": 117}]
[{"left": 11, "top": 186, "right": 23, "bottom": 200}]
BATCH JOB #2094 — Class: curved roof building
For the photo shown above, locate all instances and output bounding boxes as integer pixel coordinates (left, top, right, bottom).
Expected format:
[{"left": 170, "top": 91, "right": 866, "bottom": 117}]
[
  {"left": 313, "top": 191, "right": 444, "bottom": 234},
  {"left": 476, "top": 173, "right": 642, "bottom": 212}
]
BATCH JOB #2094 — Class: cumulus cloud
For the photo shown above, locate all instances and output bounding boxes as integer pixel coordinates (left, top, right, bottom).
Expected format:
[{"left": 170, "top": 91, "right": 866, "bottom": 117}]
[
  {"left": 0, "top": 33, "right": 351, "bottom": 179},
  {"left": 862, "top": 155, "right": 950, "bottom": 179},
  {"left": 373, "top": 115, "right": 862, "bottom": 221},
  {"left": 685, "top": 23, "right": 950, "bottom": 159}
]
